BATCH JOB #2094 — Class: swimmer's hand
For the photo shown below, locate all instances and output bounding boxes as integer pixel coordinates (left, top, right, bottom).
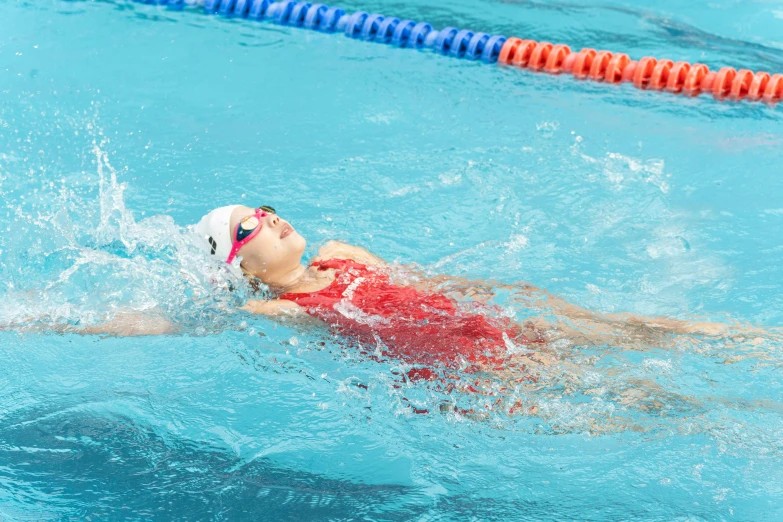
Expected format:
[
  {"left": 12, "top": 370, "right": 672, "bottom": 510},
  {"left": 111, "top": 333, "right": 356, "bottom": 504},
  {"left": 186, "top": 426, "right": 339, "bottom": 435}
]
[
  {"left": 241, "top": 299, "right": 304, "bottom": 317},
  {"left": 312, "top": 240, "right": 386, "bottom": 267},
  {"left": 242, "top": 299, "right": 325, "bottom": 327}
]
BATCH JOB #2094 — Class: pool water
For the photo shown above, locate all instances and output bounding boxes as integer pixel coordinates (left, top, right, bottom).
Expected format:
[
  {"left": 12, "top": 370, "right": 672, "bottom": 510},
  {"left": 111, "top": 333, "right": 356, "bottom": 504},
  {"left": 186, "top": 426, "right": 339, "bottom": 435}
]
[{"left": 1, "top": 0, "right": 783, "bottom": 519}]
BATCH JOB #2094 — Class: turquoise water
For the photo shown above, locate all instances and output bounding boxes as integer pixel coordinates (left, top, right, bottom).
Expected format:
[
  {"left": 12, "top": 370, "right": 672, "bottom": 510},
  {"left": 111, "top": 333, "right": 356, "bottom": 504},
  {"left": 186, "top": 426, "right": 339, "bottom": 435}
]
[{"left": 1, "top": 0, "right": 783, "bottom": 519}]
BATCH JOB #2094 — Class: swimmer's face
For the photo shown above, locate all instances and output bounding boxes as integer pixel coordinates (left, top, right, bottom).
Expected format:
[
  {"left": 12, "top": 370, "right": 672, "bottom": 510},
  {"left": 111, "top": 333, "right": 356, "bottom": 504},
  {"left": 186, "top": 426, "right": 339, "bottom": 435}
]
[{"left": 229, "top": 205, "right": 306, "bottom": 283}]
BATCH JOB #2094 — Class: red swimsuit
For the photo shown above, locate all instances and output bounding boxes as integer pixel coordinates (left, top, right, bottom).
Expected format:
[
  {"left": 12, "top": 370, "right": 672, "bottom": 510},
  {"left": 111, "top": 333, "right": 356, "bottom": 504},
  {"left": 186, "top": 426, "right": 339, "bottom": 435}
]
[{"left": 279, "top": 259, "right": 541, "bottom": 370}]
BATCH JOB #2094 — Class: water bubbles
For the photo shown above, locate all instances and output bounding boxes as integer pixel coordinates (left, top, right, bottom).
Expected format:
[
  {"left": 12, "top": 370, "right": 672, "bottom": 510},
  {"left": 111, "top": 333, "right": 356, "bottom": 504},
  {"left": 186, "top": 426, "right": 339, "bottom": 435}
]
[
  {"left": 504, "top": 233, "right": 529, "bottom": 253},
  {"left": 642, "top": 358, "right": 673, "bottom": 376},
  {"left": 438, "top": 172, "right": 462, "bottom": 186},
  {"left": 535, "top": 120, "right": 559, "bottom": 138}
]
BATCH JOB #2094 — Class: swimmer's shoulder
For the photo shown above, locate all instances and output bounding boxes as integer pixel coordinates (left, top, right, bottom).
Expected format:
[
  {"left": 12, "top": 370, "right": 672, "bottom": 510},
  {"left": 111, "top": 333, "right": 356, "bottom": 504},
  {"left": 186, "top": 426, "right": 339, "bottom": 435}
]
[
  {"left": 314, "top": 240, "right": 386, "bottom": 267},
  {"left": 242, "top": 299, "right": 303, "bottom": 316}
]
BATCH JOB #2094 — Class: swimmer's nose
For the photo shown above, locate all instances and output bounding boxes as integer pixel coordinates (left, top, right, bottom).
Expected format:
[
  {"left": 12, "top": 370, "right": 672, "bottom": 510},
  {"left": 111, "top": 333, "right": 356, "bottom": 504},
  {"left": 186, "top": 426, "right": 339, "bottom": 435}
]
[{"left": 268, "top": 214, "right": 280, "bottom": 228}]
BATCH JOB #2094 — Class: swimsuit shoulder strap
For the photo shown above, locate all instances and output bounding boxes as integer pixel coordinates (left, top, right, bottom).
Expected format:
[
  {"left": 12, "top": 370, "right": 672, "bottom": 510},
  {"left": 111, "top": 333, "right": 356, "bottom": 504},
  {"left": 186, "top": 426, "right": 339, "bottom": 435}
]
[{"left": 309, "top": 258, "right": 368, "bottom": 272}]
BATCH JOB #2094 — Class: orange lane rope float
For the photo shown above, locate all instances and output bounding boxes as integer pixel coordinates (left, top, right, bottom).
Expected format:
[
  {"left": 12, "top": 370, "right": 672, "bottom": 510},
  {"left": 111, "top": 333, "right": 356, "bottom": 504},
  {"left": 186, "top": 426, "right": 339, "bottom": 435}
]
[{"left": 498, "top": 38, "right": 783, "bottom": 103}]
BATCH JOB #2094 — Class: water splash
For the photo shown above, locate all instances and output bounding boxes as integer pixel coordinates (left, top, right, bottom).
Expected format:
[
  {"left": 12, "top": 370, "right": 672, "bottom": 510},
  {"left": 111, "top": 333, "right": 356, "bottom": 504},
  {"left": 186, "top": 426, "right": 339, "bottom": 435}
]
[
  {"left": 0, "top": 137, "right": 249, "bottom": 332},
  {"left": 94, "top": 143, "right": 136, "bottom": 250}
]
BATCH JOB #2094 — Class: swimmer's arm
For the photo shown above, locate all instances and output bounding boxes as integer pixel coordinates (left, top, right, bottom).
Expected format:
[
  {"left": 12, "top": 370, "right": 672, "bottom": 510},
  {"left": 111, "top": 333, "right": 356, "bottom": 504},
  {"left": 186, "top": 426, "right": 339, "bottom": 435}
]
[
  {"left": 411, "top": 273, "right": 754, "bottom": 338},
  {"left": 424, "top": 275, "right": 762, "bottom": 344},
  {"left": 79, "top": 311, "right": 178, "bottom": 336},
  {"left": 516, "top": 286, "right": 767, "bottom": 338},
  {"left": 313, "top": 240, "right": 387, "bottom": 267},
  {"left": 1, "top": 309, "right": 178, "bottom": 337}
]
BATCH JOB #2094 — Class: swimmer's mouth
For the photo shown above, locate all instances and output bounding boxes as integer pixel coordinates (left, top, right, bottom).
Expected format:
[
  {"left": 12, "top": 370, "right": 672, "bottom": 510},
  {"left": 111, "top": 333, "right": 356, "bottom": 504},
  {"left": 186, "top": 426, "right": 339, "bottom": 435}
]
[{"left": 280, "top": 223, "right": 294, "bottom": 239}]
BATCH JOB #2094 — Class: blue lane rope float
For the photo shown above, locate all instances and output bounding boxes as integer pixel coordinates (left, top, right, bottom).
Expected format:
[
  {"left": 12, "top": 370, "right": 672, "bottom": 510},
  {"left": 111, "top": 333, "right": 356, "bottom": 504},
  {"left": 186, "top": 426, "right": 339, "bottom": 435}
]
[
  {"left": 137, "top": 0, "right": 782, "bottom": 103},
  {"left": 160, "top": 0, "right": 507, "bottom": 62}
]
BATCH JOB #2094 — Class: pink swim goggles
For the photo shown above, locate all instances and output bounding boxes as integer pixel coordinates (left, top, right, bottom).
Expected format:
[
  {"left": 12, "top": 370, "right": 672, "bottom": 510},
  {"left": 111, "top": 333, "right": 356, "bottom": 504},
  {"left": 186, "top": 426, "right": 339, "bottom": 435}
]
[{"left": 226, "top": 205, "right": 276, "bottom": 264}]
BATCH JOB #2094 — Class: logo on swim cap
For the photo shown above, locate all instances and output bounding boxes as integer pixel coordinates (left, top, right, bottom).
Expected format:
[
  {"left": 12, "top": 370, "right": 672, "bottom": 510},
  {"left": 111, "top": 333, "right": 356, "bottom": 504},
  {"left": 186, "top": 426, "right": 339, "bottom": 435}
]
[{"left": 194, "top": 205, "right": 243, "bottom": 277}]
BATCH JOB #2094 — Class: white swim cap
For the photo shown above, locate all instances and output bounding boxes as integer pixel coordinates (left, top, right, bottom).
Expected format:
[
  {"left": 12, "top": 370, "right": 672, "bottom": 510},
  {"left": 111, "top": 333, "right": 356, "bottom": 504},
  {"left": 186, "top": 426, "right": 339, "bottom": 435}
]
[{"left": 194, "top": 205, "right": 243, "bottom": 276}]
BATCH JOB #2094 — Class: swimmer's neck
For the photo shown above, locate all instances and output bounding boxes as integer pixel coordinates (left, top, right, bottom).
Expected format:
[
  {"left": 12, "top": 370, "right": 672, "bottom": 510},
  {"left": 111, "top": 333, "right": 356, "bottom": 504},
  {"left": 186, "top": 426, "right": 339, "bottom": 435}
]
[{"left": 267, "top": 263, "right": 325, "bottom": 294}]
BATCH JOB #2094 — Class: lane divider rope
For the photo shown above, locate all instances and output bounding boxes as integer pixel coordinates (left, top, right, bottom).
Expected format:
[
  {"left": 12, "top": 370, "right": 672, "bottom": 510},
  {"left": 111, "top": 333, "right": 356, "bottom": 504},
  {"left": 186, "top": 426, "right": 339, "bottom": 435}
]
[{"left": 142, "top": 0, "right": 782, "bottom": 104}]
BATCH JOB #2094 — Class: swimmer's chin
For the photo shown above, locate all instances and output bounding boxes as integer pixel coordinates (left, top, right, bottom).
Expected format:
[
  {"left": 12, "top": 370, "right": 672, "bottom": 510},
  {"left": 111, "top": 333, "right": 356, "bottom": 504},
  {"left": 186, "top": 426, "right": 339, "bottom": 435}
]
[{"left": 289, "top": 232, "right": 307, "bottom": 258}]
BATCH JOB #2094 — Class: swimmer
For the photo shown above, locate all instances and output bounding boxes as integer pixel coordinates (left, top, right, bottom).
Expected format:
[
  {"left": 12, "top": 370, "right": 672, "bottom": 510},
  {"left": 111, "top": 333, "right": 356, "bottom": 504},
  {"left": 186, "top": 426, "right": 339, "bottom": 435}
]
[
  {"left": 201, "top": 204, "right": 766, "bottom": 357},
  {"left": 5, "top": 204, "right": 776, "bottom": 427},
  {"left": 13, "top": 204, "right": 766, "bottom": 351}
]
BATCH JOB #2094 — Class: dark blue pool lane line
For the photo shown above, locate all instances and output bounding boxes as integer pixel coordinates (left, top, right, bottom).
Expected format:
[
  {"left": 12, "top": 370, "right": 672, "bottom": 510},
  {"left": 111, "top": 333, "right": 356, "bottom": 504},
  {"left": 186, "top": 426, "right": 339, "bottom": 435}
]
[{"left": 142, "top": 0, "right": 507, "bottom": 63}]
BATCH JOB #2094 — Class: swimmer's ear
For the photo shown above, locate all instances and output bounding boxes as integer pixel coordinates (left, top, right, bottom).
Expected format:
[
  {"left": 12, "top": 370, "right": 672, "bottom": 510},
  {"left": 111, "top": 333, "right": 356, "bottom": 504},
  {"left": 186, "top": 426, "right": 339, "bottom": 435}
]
[
  {"left": 238, "top": 263, "right": 267, "bottom": 294},
  {"left": 245, "top": 274, "right": 264, "bottom": 294},
  {"left": 250, "top": 279, "right": 262, "bottom": 294}
]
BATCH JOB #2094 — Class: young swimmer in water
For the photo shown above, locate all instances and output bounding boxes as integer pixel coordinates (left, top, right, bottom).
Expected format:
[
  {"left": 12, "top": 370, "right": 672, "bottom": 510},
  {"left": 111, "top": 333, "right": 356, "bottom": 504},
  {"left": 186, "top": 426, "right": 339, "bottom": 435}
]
[
  {"left": 82, "top": 203, "right": 759, "bottom": 355},
  {"left": 187, "top": 204, "right": 778, "bottom": 420},
  {"left": 6, "top": 203, "right": 775, "bottom": 424}
]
